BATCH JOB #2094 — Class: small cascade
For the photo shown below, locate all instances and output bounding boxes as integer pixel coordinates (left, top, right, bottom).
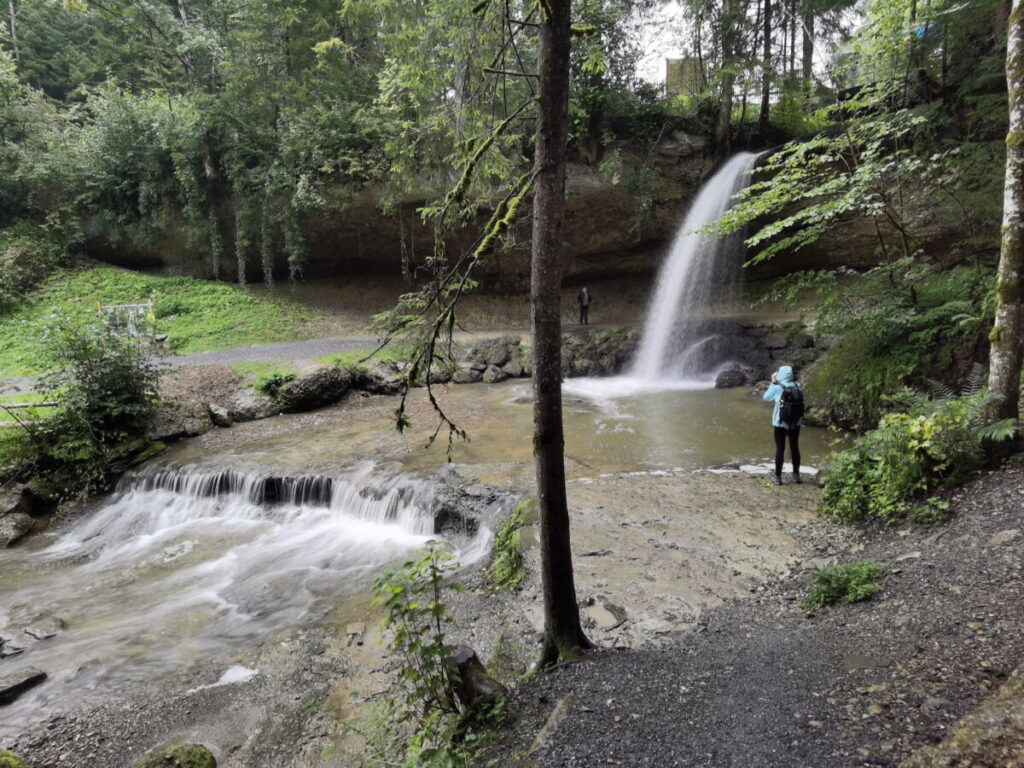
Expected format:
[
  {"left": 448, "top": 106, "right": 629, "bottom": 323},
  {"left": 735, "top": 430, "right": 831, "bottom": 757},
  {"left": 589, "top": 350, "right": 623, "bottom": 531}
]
[
  {"left": 631, "top": 152, "right": 760, "bottom": 383},
  {"left": 0, "top": 463, "right": 497, "bottom": 733}
]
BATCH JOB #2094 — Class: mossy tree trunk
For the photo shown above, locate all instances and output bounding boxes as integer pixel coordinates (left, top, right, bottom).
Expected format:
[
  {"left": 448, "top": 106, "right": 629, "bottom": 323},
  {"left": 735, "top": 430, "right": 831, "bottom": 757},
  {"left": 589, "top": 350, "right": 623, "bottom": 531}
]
[
  {"left": 531, "top": 0, "right": 591, "bottom": 668},
  {"left": 986, "top": 0, "right": 1024, "bottom": 426}
]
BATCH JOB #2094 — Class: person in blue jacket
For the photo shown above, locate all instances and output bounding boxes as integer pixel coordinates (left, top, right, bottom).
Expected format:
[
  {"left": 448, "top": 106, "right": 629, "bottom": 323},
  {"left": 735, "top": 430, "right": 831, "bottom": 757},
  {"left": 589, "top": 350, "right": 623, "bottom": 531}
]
[{"left": 763, "top": 364, "right": 802, "bottom": 485}]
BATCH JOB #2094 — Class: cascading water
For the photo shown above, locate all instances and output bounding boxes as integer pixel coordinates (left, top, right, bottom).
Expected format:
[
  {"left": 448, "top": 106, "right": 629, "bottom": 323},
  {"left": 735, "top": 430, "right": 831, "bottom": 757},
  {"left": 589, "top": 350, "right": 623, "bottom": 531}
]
[
  {"left": 630, "top": 151, "right": 760, "bottom": 383},
  {"left": 0, "top": 463, "right": 494, "bottom": 735}
]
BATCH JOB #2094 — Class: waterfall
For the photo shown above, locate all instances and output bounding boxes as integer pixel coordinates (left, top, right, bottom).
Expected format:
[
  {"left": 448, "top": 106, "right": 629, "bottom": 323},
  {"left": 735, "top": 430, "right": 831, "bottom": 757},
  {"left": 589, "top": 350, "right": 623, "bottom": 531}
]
[{"left": 631, "top": 152, "right": 759, "bottom": 382}]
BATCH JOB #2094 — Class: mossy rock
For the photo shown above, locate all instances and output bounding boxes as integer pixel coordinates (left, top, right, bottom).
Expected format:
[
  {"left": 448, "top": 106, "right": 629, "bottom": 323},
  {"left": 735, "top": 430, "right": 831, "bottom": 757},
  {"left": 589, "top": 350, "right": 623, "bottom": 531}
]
[
  {"left": 0, "top": 751, "right": 27, "bottom": 768},
  {"left": 131, "top": 744, "right": 217, "bottom": 768}
]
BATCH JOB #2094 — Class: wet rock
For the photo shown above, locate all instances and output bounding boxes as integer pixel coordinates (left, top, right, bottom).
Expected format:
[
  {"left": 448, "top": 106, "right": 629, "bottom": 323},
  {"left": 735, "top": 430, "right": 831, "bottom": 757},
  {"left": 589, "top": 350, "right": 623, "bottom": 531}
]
[
  {"left": 207, "top": 404, "right": 232, "bottom": 428},
  {"left": 345, "top": 363, "right": 403, "bottom": 395},
  {"left": 463, "top": 337, "right": 520, "bottom": 369},
  {"left": 0, "top": 750, "right": 27, "bottom": 768},
  {"left": 482, "top": 365, "right": 509, "bottom": 384},
  {"left": 0, "top": 512, "right": 33, "bottom": 547},
  {"left": 277, "top": 367, "right": 351, "bottom": 413},
  {"left": 23, "top": 614, "right": 65, "bottom": 641},
  {"left": 226, "top": 390, "right": 278, "bottom": 423},
  {"left": 0, "top": 484, "right": 32, "bottom": 518},
  {"left": 0, "top": 632, "right": 26, "bottom": 658},
  {"left": 148, "top": 401, "right": 214, "bottom": 441},
  {"left": 715, "top": 367, "right": 755, "bottom": 389},
  {"left": 502, "top": 362, "right": 525, "bottom": 378},
  {"left": 0, "top": 667, "right": 47, "bottom": 706},
  {"left": 453, "top": 367, "right": 483, "bottom": 384},
  {"left": 762, "top": 333, "right": 788, "bottom": 350},
  {"left": 131, "top": 744, "right": 217, "bottom": 768}
]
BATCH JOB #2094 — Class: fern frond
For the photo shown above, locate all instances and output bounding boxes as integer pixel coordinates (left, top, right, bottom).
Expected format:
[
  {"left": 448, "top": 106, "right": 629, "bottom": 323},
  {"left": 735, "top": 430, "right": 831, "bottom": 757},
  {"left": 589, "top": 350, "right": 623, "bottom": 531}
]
[
  {"left": 976, "top": 418, "right": 1019, "bottom": 443},
  {"left": 926, "top": 379, "right": 956, "bottom": 400},
  {"left": 963, "top": 363, "right": 987, "bottom": 397}
]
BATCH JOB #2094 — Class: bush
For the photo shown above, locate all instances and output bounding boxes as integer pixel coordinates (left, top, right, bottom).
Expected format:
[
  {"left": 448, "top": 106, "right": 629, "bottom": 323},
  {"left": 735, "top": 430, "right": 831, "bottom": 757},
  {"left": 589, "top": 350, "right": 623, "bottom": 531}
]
[
  {"left": 1, "top": 318, "right": 161, "bottom": 496},
  {"left": 821, "top": 395, "right": 986, "bottom": 523},
  {"left": 804, "top": 561, "right": 886, "bottom": 611},
  {"left": 355, "top": 544, "right": 501, "bottom": 767}
]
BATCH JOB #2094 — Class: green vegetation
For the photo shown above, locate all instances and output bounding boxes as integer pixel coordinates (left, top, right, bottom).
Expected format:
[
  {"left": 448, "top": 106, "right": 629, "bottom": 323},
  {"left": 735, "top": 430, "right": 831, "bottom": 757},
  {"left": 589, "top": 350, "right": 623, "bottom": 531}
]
[
  {"left": 487, "top": 497, "right": 537, "bottom": 591},
  {"left": 0, "top": 266, "right": 327, "bottom": 376},
  {"left": 1, "top": 318, "right": 161, "bottom": 498},
  {"left": 0, "top": 750, "right": 27, "bottom": 768},
  {"left": 821, "top": 393, "right": 991, "bottom": 523},
  {"left": 130, "top": 744, "right": 217, "bottom": 768},
  {"left": 319, "top": 343, "right": 413, "bottom": 371},
  {"left": 357, "top": 544, "right": 502, "bottom": 767},
  {"left": 0, "top": 224, "right": 65, "bottom": 313},
  {"left": 803, "top": 561, "right": 886, "bottom": 611}
]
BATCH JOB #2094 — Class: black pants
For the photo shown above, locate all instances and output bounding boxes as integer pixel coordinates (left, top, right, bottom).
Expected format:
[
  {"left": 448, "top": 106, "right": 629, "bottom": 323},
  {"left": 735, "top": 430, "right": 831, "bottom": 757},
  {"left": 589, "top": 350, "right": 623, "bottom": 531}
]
[
  {"left": 579, "top": 305, "right": 589, "bottom": 324},
  {"left": 774, "top": 425, "right": 801, "bottom": 477}
]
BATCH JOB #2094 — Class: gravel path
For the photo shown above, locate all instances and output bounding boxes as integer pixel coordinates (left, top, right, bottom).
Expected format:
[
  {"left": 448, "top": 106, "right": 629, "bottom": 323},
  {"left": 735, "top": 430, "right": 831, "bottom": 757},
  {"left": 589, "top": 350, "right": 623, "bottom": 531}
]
[{"left": 491, "top": 463, "right": 1024, "bottom": 767}]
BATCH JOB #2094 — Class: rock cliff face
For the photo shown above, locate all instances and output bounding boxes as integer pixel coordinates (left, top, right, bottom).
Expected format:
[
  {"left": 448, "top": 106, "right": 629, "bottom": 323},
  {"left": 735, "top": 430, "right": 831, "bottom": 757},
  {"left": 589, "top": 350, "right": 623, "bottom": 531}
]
[
  {"left": 89, "top": 133, "right": 715, "bottom": 291},
  {"left": 87, "top": 130, "right": 976, "bottom": 289}
]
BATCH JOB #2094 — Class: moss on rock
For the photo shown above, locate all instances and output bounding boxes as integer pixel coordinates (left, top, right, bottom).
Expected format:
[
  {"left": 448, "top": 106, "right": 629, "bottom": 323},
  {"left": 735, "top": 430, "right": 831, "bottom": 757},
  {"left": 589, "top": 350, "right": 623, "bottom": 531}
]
[
  {"left": 0, "top": 750, "right": 27, "bottom": 768},
  {"left": 131, "top": 744, "right": 217, "bottom": 768}
]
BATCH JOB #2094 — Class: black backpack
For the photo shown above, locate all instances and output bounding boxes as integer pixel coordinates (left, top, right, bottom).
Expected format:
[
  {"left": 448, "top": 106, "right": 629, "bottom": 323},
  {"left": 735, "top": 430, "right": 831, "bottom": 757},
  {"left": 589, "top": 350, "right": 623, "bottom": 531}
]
[{"left": 779, "top": 384, "right": 805, "bottom": 425}]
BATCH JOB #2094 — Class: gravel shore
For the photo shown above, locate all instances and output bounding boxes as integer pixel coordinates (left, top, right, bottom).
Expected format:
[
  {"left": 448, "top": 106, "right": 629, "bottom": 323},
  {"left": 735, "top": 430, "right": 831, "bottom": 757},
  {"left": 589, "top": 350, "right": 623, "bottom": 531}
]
[{"left": 487, "top": 462, "right": 1024, "bottom": 767}]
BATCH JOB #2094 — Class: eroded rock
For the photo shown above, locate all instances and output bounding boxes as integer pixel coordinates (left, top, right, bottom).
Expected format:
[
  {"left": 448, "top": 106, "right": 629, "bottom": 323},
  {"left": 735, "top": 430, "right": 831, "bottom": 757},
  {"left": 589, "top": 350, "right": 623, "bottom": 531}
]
[
  {"left": 0, "top": 667, "right": 47, "bottom": 706},
  {"left": 148, "top": 401, "right": 214, "bottom": 442},
  {"left": 277, "top": 367, "right": 351, "bottom": 413},
  {"left": 0, "top": 513, "right": 33, "bottom": 547}
]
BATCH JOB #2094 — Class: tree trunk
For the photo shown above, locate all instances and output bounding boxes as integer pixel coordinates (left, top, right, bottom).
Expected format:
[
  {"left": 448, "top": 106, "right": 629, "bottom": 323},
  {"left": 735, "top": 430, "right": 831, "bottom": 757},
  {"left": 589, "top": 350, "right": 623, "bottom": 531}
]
[
  {"left": 7, "top": 0, "right": 17, "bottom": 63},
  {"left": 802, "top": 4, "right": 813, "bottom": 96},
  {"left": 716, "top": 0, "right": 737, "bottom": 151},
  {"left": 531, "top": 0, "right": 591, "bottom": 668},
  {"left": 759, "top": 0, "right": 772, "bottom": 130},
  {"left": 987, "top": 0, "right": 1024, "bottom": 425}
]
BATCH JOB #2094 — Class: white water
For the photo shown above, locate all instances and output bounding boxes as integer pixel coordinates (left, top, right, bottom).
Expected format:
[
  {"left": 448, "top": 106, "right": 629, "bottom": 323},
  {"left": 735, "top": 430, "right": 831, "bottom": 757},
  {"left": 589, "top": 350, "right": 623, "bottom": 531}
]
[
  {"left": 630, "top": 151, "right": 760, "bottom": 384},
  {"left": 0, "top": 463, "right": 493, "bottom": 734}
]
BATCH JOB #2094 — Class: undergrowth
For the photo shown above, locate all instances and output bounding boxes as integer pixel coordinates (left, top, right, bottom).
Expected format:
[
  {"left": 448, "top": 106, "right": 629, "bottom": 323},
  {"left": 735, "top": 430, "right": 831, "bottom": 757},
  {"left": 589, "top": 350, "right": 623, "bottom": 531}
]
[
  {"left": 0, "top": 265, "right": 327, "bottom": 376},
  {"left": 803, "top": 561, "right": 886, "bottom": 611},
  {"left": 354, "top": 544, "right": 504, "bottom": 767},
  {"left": 820, "top": 386, "right": 1012, "bottom": 523}
]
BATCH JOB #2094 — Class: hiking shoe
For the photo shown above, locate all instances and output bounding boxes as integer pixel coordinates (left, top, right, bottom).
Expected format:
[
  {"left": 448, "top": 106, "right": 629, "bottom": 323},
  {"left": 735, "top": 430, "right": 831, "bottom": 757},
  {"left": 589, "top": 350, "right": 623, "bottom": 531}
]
[
  {"left": 771, "top": 475, "right": 782, "bottom": 486},
  {"left": 793, "top": 473, "right": 802, "bottom": 484}
]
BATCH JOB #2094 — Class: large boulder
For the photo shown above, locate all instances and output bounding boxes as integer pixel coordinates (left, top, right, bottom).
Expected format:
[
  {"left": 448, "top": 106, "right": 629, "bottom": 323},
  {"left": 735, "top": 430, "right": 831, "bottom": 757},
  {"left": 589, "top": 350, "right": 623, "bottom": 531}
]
[
  {"left": 276, "top": 367, "right": 351, "bottom": 413},
  {"left": 0, "top": 513, "right": 33, "bottom": 547},
  {"left": 227, "top": 390, "right": 278, "bottom": 423},
  {"left": 148, "top": 401, "right": 214, "bottom": 442},
  {"left": 131, "top": 744, "right": 217, "bottom": 768},
  {"left": 0, "top": 484, "right": 32, "bottom": 518},
  {"left": 462, "top": 337, "right": 522, "bottom": 370}
]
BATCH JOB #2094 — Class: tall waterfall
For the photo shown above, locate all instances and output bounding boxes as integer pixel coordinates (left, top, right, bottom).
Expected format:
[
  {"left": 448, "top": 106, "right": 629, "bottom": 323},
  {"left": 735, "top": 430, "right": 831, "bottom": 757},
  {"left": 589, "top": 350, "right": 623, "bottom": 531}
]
[{"left": 631, "top": 152, "right": 759, "bottom": 382}]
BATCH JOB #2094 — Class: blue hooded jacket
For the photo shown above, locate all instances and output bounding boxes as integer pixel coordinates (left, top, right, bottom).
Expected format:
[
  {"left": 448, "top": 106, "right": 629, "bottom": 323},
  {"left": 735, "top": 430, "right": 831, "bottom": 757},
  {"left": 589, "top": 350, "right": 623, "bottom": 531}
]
[{"left": 763, "top": 365, "right": 799, "bottom": 427}]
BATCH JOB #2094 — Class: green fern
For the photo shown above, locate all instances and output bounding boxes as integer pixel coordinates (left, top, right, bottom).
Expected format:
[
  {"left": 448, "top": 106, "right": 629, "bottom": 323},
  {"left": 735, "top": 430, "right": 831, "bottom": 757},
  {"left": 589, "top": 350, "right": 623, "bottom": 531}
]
[{"left": 977, "top": 418, "right": 1019, "bottom": 443}]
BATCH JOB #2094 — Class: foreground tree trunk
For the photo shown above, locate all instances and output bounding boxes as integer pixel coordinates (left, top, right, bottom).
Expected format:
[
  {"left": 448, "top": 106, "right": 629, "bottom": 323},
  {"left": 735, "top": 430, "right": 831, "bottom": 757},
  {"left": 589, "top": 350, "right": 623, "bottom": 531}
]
[
  {"left": 987, "top": 0, "right": 1024, "bottom": 425},
  {"left": 531, "top": 0, "right": 591, "bottom": 667}
]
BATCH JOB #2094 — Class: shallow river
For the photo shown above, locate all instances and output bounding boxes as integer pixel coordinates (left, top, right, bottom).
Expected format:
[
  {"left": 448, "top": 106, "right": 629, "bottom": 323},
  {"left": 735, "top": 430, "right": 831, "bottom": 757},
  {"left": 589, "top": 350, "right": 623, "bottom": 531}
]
[{"left": 0, "top": 379, "right": 834, "bottom": 737}]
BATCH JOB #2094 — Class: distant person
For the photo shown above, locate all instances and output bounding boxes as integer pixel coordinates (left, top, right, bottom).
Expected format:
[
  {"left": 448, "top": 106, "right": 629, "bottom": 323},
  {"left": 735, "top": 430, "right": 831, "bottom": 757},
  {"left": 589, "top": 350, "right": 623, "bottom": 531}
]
[
  {"left": 763, "top": 365, "right": 805, "bottom": 485},
  {"left": 577, "top": 287, "right": 591, "bottom": 325}
]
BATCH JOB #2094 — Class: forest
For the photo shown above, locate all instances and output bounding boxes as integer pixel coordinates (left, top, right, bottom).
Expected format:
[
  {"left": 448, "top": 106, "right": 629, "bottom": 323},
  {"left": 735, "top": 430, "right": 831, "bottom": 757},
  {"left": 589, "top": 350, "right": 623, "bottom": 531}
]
[{"left": 1, "top": 0, "right": 1023, "bottom": 765}]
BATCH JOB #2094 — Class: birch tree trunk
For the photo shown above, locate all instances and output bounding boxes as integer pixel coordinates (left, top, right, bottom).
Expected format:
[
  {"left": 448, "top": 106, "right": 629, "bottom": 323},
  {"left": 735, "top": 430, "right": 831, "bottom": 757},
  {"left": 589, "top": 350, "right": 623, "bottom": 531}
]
[
  {"left": 531, "top": 0, "right": 591, "bottom": 667},
  {"left": 986, "top": 0, "right": 1024, "bottom": 425}
]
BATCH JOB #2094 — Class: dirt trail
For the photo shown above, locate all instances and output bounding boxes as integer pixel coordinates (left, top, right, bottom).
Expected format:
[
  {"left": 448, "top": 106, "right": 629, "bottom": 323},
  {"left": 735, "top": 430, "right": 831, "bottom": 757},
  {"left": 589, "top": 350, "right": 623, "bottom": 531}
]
[{"left": 487, "top": 463, "right": 1024, "bottom": 767}]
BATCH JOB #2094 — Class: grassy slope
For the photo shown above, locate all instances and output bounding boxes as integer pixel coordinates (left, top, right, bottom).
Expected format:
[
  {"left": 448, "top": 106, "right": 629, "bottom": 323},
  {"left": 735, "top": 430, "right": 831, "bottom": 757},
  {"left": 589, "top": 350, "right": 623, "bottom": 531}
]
[{"left": 0, "top": 265, "right": 331, "bottom": 377}]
